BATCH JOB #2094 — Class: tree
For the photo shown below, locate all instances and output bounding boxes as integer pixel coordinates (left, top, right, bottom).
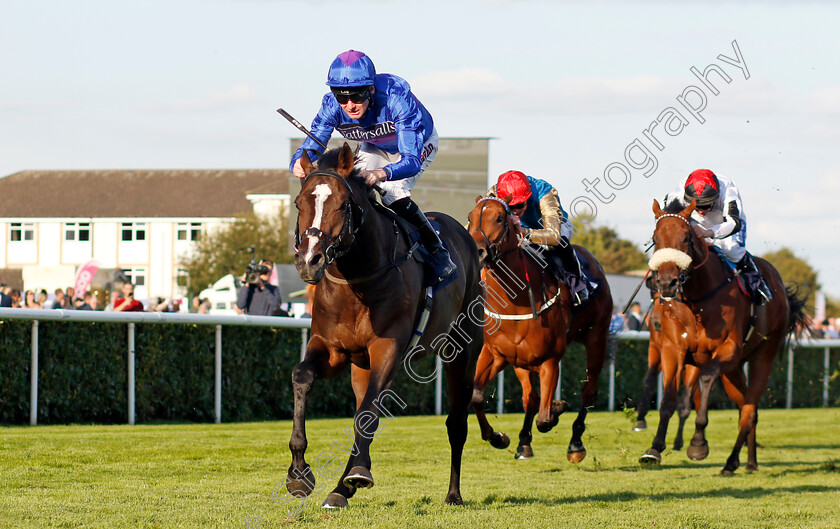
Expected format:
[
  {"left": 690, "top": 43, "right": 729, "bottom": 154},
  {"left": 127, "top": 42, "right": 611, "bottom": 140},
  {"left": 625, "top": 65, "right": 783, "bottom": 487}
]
[
  {"left": 760, "top": 247, "right": 819, "bottom": 309},
  {"left": 180, "top": 211, "right": 292, "bottom": 298},
  {"left": 571, "top": 221, "right": 648, "bottom": 274}
]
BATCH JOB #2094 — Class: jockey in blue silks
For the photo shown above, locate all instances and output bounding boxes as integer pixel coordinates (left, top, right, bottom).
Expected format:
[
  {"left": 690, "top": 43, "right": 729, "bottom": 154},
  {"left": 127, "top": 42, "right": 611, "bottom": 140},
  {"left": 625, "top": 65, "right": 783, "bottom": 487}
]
[{"left": 290, "top": 50, "right": 455, "bottom": 284}]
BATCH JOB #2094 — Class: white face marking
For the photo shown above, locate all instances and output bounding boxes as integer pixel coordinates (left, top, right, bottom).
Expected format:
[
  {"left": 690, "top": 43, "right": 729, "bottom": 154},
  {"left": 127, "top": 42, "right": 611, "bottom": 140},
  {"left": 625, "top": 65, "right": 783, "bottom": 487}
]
[{"left": 305, "top": 184, "right": 333, "bottom": 263}]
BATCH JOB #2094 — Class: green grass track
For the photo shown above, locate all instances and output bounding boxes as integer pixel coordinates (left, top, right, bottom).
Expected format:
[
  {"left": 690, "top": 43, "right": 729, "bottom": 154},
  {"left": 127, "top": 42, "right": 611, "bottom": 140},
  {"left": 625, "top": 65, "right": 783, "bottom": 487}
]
[{"left": 1, "top": 408, "right": 839, "bottom": 528}]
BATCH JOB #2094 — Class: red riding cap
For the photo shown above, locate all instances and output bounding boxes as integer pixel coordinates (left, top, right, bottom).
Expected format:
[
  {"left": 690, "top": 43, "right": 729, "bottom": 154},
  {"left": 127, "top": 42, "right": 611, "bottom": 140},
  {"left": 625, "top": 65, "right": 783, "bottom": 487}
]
[
  {"left": 497, "top": 170, "right": 532, "bottom": 205},
  {"left": 684, "top": 169, "right": 720, "bottom": 206}
]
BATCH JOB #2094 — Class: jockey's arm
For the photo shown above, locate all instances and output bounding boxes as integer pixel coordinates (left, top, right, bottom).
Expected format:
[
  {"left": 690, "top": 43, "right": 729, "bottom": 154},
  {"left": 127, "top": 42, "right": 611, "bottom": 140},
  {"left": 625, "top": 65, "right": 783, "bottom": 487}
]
[
  {"left": 523, "top": 189, "right": 568, "bottom": 247},
  {"left": 709, "top": 201, "right": 743, "bottom": 239}
]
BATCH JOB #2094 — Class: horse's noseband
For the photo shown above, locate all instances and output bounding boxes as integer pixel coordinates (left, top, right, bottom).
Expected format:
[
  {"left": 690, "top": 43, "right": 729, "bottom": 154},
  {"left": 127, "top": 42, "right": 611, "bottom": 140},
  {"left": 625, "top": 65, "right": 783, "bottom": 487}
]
[
  {"left": 295, "top": 170, "right": 367, "bottom": 266},
  {"left": 652, "top": 213, "right": 696, "bottom": 298}
]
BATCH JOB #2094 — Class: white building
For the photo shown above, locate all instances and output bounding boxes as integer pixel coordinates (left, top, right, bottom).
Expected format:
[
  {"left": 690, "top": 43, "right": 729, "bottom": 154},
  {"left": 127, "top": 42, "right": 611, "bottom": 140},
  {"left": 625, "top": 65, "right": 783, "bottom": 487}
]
[{"left": 0, "top": 169, "right": 289, "bottom": 300}]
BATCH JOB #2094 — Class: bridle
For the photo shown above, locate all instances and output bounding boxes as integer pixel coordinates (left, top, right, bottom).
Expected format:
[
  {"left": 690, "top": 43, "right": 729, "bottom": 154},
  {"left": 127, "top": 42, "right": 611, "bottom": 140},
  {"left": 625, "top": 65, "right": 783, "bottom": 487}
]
[
  {"left": 472, "top": 197, "right": 514, "bottom": 262},
  {"left": 651, "top": 212, "right": 716, "bottom": 302},
  {"left": 295, "top": 170, "right": 368, "bottom": 267}
]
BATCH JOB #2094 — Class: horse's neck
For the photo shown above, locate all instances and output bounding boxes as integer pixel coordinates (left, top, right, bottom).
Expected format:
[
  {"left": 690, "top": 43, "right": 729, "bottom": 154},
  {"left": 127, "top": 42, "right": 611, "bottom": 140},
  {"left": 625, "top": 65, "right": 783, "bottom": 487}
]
[
  {"left": 682, "top": 234, "right": 724, "bottom": 298},
  {"left": 334, "top": 200, "right": 396, "bottom": 278},
  {"left": 485, "top": 247, "right": 540, "bottom": 306}
]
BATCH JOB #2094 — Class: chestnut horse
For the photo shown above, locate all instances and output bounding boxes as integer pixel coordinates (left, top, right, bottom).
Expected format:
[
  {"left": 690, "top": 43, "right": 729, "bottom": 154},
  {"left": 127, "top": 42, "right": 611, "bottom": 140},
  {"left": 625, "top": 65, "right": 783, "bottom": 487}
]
[
  {"left": 640, "top": 199, "right": 807, "bottom": 474},
  {"left": 288, "top": 144, "right": 482, "bottom": 507},
  {"left": 466, "top": 196, "right": 612, "bottom": 461},
  {"left": 634, "top": 297, "right": 702, "bottom": 452}
]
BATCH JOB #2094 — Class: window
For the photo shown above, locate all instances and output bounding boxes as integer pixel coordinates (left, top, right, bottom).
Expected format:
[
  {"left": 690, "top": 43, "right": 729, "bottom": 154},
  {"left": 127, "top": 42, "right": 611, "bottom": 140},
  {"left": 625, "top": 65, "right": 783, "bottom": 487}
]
[
  {"left": 121, "top": 222, "right": 146, "bottom": 242},
  {"left": 65, "top": 222, "right": 91, "bottom": 242},
  {"left": 177, "top": 222, "right": 201, "bottom": 241},
  {"left": 10, "top": 223, "right": 35, "bottom": 242},
  {"left": 122, "top": 267, "right": 146, "bottom": 287}
]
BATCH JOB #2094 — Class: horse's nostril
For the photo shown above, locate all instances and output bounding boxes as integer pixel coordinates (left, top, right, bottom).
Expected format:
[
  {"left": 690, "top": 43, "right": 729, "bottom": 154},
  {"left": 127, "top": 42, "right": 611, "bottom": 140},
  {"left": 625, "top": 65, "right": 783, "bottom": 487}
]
[{"left": 308, "top": 253, "right": 322, "bottom": 267}]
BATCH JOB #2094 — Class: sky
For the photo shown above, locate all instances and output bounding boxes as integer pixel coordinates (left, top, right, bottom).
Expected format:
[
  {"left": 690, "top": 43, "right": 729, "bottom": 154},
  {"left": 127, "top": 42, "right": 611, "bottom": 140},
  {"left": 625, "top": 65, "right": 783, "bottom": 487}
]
[{"left": 2, "top": 0, "right": 839, "bottom": 296}]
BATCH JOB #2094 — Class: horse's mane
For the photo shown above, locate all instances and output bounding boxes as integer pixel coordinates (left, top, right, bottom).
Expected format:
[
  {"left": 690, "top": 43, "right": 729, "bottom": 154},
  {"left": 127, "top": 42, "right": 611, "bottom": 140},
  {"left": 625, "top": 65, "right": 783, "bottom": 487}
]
[
  {"left": 312, "top": 148, "right": 368, "bottom": 195},
  {"left": 663, "top": 198, "right": 684, "bottom": 214}
]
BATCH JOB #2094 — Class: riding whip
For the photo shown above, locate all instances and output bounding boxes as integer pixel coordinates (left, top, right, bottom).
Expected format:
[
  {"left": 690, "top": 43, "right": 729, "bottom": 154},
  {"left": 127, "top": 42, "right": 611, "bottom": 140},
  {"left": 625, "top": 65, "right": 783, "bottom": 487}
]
[{"left": 277, "top": 108, "right": 386, "bottom": 197}]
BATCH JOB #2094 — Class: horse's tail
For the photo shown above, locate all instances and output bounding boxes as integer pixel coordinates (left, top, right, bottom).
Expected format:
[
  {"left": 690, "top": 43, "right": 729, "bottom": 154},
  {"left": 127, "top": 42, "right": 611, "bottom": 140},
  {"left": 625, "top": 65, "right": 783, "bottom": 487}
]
[{"left": 785, "top": 284, "right": 810, "bottom": 339}]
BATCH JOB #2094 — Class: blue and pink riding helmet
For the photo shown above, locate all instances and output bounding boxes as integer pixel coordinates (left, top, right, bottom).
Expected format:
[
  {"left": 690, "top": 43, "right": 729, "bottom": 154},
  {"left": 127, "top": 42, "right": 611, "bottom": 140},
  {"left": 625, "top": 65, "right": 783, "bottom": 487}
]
[{"left": 326, "top": 50, "right": 376, "bottom": 93}]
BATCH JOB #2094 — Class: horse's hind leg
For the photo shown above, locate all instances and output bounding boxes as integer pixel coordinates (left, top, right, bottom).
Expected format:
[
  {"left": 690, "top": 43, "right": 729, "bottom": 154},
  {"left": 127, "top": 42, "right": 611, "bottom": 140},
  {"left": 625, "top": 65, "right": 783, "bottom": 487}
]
[
  {"left": 444, "top": 334, "right": 479, "bottom": 505},
  {"left": 535, "top": 360, "right": 562, "bottom": 434},
  {"left": 569, "top": 330, "right": 607, "bottom": 463},
  {"left": 640, "top": 347, "right": 680, "bottom": 465},
  {"left": 470, "top": 346, "right": 510, "bottom": 450},
  {"left": 673, "top": 365, "right": 699, "bottom": 451},
  {"left": 514, "top": 367, "right": 539, "bottom": 459}
]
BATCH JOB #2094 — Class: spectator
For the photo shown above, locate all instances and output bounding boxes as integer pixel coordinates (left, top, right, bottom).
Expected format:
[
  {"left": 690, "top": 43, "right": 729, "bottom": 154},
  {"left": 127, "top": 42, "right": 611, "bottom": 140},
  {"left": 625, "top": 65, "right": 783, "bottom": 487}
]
[
  {"left": 626, "top": 301, "right": 645, "bottom": 331},
  {"left": 827, "top": 318, "right": 840, "bottom": 339},
  {"left": 37, "top": 289, "right": 48, "bottom": 308},
  {"left": 66, "top": 286, "right": 76, "bottom": 304},
  {"left": 197, "top": 298, "right": 211, "bottom": 314},
  {"left": 10, "top": 289, "right": 21, "bottom": 308},
  {"left": 235, "top": 259, "right": 282, "bottom": 316},
  {"left": 113, "top": 282, "right": 144, "bottom": 312},
  {"left": 51, "top": 288, "right": 68, "bottom": 309},
  {"left": 88, "top": 293, "right": 99, "bottom": 311},
  {"left": 76, "top": 292, "right": 94, "bottom": 310},
  {"left": 0, "top": 286, "right": 12, "bottom": 308},
  {"left": 23, "top": 290, "right": 40, "bottom": 309},
  {"left": 609, "top": 312, "right": 625, "bottom": 335},
  {"left": 104, "top": 290, "right": 120, "bottom": 311}
]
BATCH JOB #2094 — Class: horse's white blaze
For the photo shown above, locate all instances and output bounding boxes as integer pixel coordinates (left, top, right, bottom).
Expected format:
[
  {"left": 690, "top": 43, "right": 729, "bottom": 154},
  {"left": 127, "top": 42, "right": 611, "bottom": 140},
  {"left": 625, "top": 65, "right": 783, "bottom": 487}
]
[
  {"left": 648, "top": 248, "right": 692, "bottom": 271},
  {"left": 305, "top": 184, "right": 332, "bottom": 262}
]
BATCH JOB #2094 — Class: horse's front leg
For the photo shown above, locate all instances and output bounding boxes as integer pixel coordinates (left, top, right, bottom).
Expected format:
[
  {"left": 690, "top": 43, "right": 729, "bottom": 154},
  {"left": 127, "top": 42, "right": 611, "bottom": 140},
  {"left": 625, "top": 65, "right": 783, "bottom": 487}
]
[
  {"left": 334, "top": 338, "right": 402, "bottom": 503},
  {"left": 288, "top": 337, "right": 342, "bottom": 497},
  {"left": 686, "top": 360, "right": 722, "bottom": 462},
  {"left": 321, "top": 365, "right": 371, "bottom": 509},
  {"left": 513, "top": 367, "right": 539, "bottom": 459},
  {"left": 640, "top": 346, "right": 681, "bottom": 465},
  {"left": 673, "top": 364, "right": 700, "bottom": 450},
  {"left": 535, "top": 359, "right": 562, "bottom": 433},
  {"left": 470, "top": 346, "right": 510, "bottom": 449},
  {"left": 635, "top": 346, "right": 661, "bottom": 431}
]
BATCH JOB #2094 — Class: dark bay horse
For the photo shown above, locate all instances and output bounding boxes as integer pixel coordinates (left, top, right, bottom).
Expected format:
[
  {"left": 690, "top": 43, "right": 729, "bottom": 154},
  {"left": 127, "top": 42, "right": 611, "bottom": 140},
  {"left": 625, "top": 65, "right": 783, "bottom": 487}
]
[
  {"left": 466, "top": 196, "right": 612, "bottom": 461},
  {"left": 640, "top": 199, "right": 807, "bottom": 474},
  {"left": 288, "top": 144, "right": 483, "bottom": 507}
]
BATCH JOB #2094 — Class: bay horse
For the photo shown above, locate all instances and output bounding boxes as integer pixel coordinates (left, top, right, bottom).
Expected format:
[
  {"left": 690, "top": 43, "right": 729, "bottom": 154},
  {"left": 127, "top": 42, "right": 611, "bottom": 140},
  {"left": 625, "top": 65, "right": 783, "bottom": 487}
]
[
  {"left": 288, "top": 144, "right": 483, "bottom": 507},
  {"left": 640, "top": 199, "right": 807, "bottom": 474},
  {"left": 466, "top": 196, "right": 612, "bottom": 461}
]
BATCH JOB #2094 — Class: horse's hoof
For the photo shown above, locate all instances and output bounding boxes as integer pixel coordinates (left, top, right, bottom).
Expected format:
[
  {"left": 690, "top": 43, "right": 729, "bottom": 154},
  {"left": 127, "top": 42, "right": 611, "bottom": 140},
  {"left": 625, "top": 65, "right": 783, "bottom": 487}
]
[
  {"left": 551, "top": 400, "right": 571, "bottom": 416},
  {"left": 445, "top": 492, "right": 463, "bottom": 505},
  {"left": 687, "top": 441, "right": 709, "bottom": 461},
  {"left": 343, "top": 466, "right": 374, "bottom": 490},
  {"left": 515, "top": 445, "right": 534, "bottom": 459},
  {"left": 720, "top": 468, "right": 736, "bottom": 477},
  {"left": 322, "top": 493, "right": 349, "bottom": 509},
  {"left": 639, "top": 449, "right": 661, "bottom": 465},
  {"left": 286, "top": 463, "right": 315, "bottom": 496},
  {"left": 490, "top": 432, "right": 510, "bottom": 450},
  {"left": 673, "top": 438, "right": 684, "bottom": 451},
  {"left": 746, "top": 462, "right": 758, "bottom": 472},
  {"left": 567, "top": 448, "right": 587, "bottom": 464},
  {"left": 634, "top": 420, "right": 648, "bottom": 432}
]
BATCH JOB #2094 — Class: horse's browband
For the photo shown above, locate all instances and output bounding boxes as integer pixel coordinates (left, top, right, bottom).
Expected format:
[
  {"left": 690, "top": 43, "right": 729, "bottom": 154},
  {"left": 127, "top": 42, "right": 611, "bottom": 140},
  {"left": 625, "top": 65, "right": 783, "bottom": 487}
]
[
  {"left": 480, "top": 196, "right": 511, "bottom": 213},
  {"left": 656, "top": 213, "right": 692, "bottom": 227}
]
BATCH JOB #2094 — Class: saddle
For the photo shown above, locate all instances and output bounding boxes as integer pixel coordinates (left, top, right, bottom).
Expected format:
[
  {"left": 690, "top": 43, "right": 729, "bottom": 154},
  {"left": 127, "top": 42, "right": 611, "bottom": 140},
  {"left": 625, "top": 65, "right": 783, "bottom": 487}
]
[
  {"left": 370, "top": 201, "right": 457, "bottom": 293},
  {"left": 523, "top": 243, "right": 601, "bottom": 308},
  {"left": 709, "top": 247, "right": 762, "bottom": 304}
]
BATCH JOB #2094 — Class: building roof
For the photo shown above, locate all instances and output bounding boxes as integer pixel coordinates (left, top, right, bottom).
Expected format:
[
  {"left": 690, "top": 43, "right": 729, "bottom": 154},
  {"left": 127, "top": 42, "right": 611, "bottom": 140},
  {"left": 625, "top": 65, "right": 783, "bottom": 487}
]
[{"left": 0, "top": 169, "right": 290, "bottom": 219}]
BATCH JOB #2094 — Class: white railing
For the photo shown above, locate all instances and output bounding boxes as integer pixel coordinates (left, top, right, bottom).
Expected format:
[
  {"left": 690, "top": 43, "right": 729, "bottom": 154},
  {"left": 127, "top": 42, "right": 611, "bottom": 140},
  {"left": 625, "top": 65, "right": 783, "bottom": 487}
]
[
  {"left": 0, "top": 308, "right": 311, "bottom": 426},
  {"left": 1, "top": 309, "right": 837, "bottom": 426}
]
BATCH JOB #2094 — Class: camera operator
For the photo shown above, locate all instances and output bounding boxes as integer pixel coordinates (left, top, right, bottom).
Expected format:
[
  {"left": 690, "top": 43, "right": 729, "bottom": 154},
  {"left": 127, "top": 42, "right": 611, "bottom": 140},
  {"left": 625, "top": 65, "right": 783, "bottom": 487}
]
[{"left": 235, "top": 259, "right": 283, "bottom": 316}]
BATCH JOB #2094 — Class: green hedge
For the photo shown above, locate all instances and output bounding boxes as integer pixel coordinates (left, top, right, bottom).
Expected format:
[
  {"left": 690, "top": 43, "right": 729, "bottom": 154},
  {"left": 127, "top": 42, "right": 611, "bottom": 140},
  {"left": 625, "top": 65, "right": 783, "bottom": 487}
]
[{"left": 1, "top": 318, "right": 837, "bottom": 425}]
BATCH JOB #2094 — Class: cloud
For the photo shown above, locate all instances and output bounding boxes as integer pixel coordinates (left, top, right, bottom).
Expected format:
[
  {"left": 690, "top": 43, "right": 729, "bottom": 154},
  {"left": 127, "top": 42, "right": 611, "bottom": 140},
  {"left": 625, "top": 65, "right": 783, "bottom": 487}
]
[{"left": 154, "top": 84, "right": 263, "bottom": 112}]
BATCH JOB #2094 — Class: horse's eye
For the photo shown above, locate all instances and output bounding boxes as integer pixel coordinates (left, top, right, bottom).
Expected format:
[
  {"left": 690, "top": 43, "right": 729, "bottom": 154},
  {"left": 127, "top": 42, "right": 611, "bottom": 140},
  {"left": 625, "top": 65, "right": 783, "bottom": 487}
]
[{"left": 496, "top": 215, "right": 504, "bottom": 223}]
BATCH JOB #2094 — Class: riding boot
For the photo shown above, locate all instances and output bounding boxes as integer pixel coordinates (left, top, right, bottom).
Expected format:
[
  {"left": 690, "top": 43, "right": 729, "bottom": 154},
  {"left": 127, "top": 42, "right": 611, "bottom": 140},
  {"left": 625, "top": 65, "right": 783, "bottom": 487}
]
[
  {"left": 390, "top": 198, "right": 456, "bottom": 284},
  {"left": 556, "top": 239, "right": 589, "bottom": 307},
  {"left": 735, "top": 253, "right": 773, "bottom": 305}
]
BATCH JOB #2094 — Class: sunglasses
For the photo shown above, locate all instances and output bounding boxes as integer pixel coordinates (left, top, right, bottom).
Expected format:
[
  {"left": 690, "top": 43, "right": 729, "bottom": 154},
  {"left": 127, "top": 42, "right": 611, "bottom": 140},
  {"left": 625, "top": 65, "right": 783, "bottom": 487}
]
[
  {"left": 695, "top": 203, "right": 713, "bottom": 211},
  {"left": 334, "top": 88, "right": 371, "bottom": 105},
  {"left": 509, "top": 203, "right": 526, "bottom": 211}
]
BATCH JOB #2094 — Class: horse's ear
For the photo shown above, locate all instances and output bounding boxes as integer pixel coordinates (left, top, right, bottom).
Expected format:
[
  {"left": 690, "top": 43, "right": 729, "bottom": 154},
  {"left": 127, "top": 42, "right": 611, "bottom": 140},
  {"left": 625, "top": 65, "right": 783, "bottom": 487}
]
[
  {"left": 501, "top": 194, "right": 513, "bottom": 205},
  {"left": 683, "top": 199, "right": 697, "bottom": 218},
  {"left": 300, "top": 151, "right": 314, "bottom": 177},
  {"left": 652, "top": 199, "right": 663, "bottom": 217},
  {"left": 337, "top": 142, "right": 354, "bottom": 177},
  {"left": 475, "top": 195, "right": 484, "bottom": 204}
]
